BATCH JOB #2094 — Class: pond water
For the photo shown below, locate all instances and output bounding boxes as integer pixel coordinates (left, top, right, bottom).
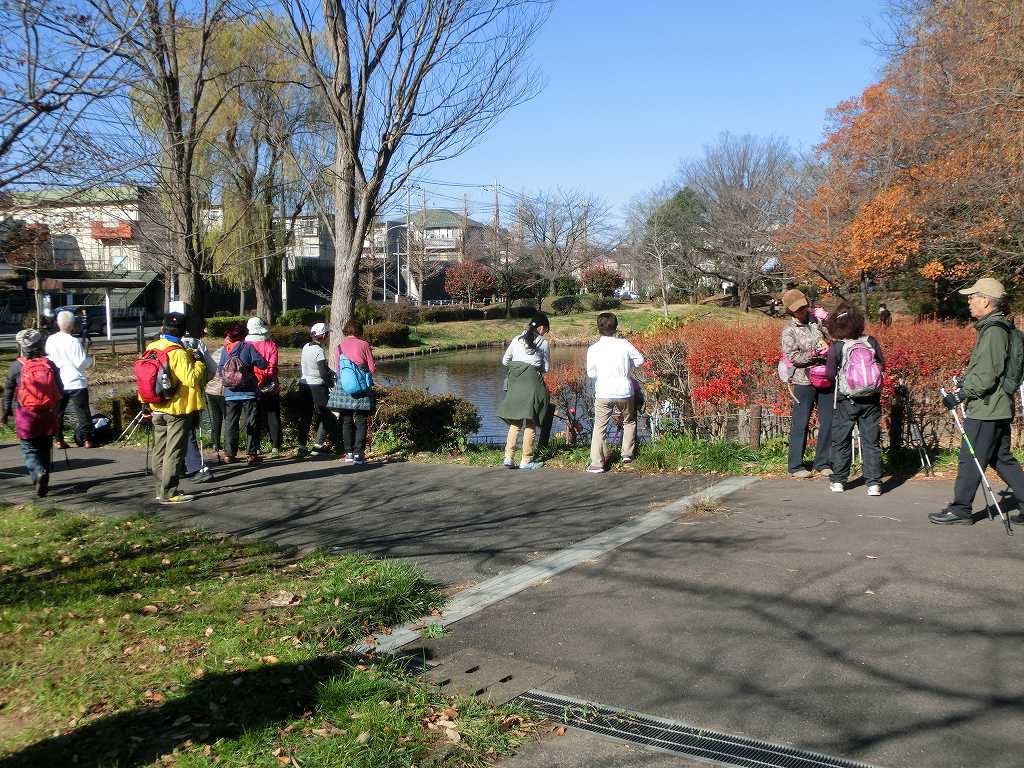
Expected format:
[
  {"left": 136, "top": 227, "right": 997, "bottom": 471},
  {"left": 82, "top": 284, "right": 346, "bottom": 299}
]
[{"left": 375, "top": 346, "right": 588, "bottom": 442}]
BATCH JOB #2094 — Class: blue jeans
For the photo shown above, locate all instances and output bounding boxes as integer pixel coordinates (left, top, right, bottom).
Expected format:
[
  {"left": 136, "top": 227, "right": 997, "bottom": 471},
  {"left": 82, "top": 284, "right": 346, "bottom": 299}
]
[
  {"left": 20, "top": 436, "right": 52, "bottom": 481},
  {"left": 788, "top": 384, "right": 834, "bottom": 473}
]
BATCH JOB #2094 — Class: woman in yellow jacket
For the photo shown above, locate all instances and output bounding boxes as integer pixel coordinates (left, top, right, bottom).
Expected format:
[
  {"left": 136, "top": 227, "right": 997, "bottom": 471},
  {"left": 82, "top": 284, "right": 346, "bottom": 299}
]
[{"left": 146, "top": 313, "right": 206, "bottom": 504}]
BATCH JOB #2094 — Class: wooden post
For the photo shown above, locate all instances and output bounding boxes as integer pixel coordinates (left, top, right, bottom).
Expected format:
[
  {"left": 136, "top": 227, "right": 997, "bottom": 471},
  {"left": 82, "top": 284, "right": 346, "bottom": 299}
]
[
  {"left": 111, "top": 400, "right": 123, "bottom": 438},
  {"left": 749, "top": 404, "right": 762, "bottom": 451}
]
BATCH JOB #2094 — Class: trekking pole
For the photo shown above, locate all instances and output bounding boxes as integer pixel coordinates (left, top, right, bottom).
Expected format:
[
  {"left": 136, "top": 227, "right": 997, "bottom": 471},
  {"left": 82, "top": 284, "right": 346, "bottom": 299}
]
[
  {"left": 145, "top": 424, "right": 152, "bottom": 477},
  {"left": 904, "top": 391, "right": 932, "bottom": 475},
  {"left": 852, "top": 425, "right": 862, "bottom": 468},
  {"left": 117, "top": 408, "right": 146, "bottom": 443},
  {"left": 942, "top": 387, "right": 1012, "bottom": 535}
]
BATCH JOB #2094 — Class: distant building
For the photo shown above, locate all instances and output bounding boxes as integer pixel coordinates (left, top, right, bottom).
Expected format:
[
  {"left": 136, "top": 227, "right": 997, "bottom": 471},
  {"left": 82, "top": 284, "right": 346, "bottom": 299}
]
[{"left": 0, "top": 185, "right": 165, "bottom": 319}]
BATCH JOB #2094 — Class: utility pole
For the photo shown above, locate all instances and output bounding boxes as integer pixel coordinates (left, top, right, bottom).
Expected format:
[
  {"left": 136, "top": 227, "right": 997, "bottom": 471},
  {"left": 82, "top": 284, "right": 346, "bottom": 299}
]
[
  {"left": 404, "top": 185, "right": 412, "bottom": 301},
  {"left": 461, "top": 193, "right": 469, "bottom": 262}
]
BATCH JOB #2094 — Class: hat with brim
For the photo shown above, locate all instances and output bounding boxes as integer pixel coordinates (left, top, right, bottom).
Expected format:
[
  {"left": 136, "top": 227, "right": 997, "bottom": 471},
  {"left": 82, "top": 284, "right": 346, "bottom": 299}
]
[
  {"left": 958, "top": 277, "right": 1005, "bottom": 299},
  {"left": 310, "top": 322, "right": 328, "bottom": 338},
  {"left": 781, "top": 289, "right": 808, "bottom": 313},
  {"left": 246, "top": 316, "right": 269, "bottom": 335}
]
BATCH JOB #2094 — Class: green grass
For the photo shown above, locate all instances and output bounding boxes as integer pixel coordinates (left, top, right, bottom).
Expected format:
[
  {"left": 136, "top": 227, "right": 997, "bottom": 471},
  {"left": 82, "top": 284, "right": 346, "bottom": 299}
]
[
  {"left": 418, "top": 432, "right": 789, "bottom": 475},
  {"left": 0, "top": 505, "right": 536, "bottom": 767}
]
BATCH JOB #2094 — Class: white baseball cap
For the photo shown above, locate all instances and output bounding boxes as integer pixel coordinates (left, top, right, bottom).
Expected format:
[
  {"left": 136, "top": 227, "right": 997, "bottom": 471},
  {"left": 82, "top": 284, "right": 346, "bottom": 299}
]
[{"left": 310, "top": 322, "right": 328, "bottom": 337}]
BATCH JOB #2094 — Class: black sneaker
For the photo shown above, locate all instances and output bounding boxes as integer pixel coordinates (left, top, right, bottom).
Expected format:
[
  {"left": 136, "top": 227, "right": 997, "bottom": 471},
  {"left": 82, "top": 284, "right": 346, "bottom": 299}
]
[{"left": 35, "top": 470, "right": 49, "bottom": 498}]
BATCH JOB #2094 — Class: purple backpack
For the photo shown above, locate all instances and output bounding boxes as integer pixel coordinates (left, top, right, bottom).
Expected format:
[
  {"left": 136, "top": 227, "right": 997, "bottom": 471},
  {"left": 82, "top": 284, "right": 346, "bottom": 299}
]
[{"left": 837, "top": 337, "right": 882, "bottom": 398}]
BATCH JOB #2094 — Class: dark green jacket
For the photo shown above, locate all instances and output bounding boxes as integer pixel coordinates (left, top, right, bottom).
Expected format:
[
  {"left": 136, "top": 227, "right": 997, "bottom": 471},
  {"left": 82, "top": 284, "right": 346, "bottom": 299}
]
[
  {"left": 962, "top": 311, "right": 1013, "bottom": 421},
  {"left": 496, "top": 362, "right": 549, "bottom": 424}
]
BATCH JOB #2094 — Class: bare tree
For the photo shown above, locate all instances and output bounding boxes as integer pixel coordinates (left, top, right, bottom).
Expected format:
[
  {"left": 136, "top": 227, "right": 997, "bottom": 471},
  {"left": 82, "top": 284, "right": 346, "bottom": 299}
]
[
  {"left": 0, "top": 0, "right": 137, "bottom": 189},
  {"left": 628, "top": 185, "right": 709, "bottom": 312},
  {"left": 516, "top": 188, "right": 611, "bottom": 301},
  {"left": 679, "top": 133, "right": 795, "bottom": 312},
  {"left": 84, "top": 0, "right": 242, "bottom": 317},
  {"left": 274, "top": 0, "right": 549, "bottom": 349}
]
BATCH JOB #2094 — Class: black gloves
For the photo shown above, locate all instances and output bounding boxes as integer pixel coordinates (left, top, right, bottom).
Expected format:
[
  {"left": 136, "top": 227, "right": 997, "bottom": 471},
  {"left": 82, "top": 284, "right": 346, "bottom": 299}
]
[{"left": 942, "top": 390, "right": 964, "bottom": 410}]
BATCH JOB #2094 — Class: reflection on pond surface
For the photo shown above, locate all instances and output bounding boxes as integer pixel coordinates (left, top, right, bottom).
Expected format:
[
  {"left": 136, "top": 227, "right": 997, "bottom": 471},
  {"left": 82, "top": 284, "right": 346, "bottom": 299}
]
[{"left": 376, "top": 346, "right": 587, "bottom": 441}]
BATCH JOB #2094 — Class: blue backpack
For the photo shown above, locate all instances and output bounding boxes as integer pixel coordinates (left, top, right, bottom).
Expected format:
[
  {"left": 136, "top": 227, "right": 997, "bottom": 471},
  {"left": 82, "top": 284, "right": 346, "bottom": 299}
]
[{"left": 338, "top": 352, "right": 373, "bottom": 396}]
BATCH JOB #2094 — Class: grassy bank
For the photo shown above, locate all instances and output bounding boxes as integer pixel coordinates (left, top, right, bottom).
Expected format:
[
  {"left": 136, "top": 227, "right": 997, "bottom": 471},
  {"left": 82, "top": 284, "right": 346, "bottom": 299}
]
[
  {"left": 415, "top": 433, "right": 968, "bottom": 479},
  {"left": 0, "top": 505, "right": 535, "bottom": 767},
  {"left": 415, "top": 433, "right": 792, "bottom": 475}
]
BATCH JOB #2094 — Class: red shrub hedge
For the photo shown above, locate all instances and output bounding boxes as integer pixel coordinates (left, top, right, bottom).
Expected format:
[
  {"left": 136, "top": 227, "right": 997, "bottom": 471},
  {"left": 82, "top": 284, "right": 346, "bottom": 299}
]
[{"left": 634, "top": 319, "right": 978, "bottom": 446}]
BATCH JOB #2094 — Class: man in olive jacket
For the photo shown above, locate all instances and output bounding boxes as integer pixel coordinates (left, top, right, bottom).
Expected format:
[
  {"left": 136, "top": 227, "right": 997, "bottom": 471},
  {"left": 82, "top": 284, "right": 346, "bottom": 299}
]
[{"left": 930, "top": 277, "right": 1024, "bottom": 525}]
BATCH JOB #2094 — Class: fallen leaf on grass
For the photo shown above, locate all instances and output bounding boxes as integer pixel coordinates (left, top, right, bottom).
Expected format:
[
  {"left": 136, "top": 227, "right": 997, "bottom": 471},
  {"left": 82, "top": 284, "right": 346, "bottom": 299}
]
[
  {"left": 143, "top": 690, "right": 165, "bottom": 704},
  {"left": 267, "top": 591, "right": 301, "bottom": 607},
  {"left": 204, "top": 627, "right": 214, "bottom": 637},
  {"left": 500, "top": 715, "right": 524, "bottom": 731},
  {"left": 142, "top": 605, "right": 160, "bottom": 615},
  {"left": 356, "top": 731, "right": 370, "bottom": 744},
  {"left": 261, "top": 655, "right": 279, "bottom": 664},
  {"left": 161, "top": 558, "right": 171, "bottom": 565},
  {"left": 444, "top": 728, "right": 461, "bottom": 743}
]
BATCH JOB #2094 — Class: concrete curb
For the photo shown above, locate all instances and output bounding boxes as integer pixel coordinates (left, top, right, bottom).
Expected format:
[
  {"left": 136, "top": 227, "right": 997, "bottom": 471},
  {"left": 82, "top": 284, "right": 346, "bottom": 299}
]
[{"left": 353, "top": 475, "right": 758, "bottom": 654}]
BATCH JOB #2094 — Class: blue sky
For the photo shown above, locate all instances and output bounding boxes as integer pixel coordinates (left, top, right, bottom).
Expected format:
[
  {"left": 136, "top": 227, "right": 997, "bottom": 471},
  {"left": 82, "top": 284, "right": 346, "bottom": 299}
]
[{"left": 413, "top": 0, "right": 890, "bottom": 217}]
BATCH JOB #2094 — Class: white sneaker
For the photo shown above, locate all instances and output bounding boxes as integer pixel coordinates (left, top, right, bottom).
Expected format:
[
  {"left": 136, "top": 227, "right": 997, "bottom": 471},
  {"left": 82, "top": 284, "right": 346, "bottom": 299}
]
[
  {"left": 829, "top": 482, "right": 844, "bottom": 493},
  {"left": 867, "top": 484, "right": 882, "bottom": 497},
  {"left": 502, "top": 456, "right": 514, "bottom": 468}
]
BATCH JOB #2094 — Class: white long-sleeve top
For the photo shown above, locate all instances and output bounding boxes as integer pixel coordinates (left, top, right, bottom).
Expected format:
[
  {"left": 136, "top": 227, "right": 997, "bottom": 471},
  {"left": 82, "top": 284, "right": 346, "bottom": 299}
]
[
  {"left": 501, "top": 333, "right": 550, "bottom": 372},
  {"left": 586, "top": 336, "right": 645, "bottom": 399},
  {"left": 44, "top": 331, "right": 93, "bottom": 391}
]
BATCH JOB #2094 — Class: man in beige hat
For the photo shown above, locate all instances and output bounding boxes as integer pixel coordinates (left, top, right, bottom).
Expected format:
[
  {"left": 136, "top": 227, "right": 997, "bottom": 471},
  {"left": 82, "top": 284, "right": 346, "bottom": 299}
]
[
  {"left": 780, "top": 288, "right": 833, "bottom": 479},
  {"left": 930, "top": 276, "right": 1024, "bottom": 525}
]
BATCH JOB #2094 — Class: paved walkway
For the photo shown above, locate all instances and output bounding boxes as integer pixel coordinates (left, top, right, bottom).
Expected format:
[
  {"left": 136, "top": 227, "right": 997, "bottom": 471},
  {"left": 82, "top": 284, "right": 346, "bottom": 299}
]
[
  {"left": 3, "top": 440, "right": 1023, "bottom": 767},
  {"left": 418, "top": 477, "right": 1024, "bottom": 768},
  {"left": 0, "top": 442, "right": 712, "bottom": 588}
]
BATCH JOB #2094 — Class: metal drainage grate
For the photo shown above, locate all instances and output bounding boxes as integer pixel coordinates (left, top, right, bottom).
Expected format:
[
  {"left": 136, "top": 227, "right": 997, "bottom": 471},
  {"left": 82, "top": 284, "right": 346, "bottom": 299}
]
[{"left": 513, "top": 690, "right": 879, "bottom": 768}]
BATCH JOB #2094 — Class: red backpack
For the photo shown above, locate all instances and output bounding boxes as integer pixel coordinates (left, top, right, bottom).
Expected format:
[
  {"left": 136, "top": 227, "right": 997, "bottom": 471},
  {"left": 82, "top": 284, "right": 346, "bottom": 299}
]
[
  {"left": 16, "top": 357, "right": 60, "bottom": 410},
  {"left": 134, "top": 344, "right": 181, "bottom": 404}
]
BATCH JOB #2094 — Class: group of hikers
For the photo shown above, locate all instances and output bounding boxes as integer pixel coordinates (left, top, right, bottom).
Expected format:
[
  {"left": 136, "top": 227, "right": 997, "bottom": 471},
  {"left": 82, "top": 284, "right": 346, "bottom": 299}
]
[
  {"left": 2, "top": 311, "right": 378, "bottom": 503},
  {"left": 4, "top": 277, "right": 1024, "bottom": 529},
  {"left": 780, "top": 276, "right": 1024, "bottom": 528}
]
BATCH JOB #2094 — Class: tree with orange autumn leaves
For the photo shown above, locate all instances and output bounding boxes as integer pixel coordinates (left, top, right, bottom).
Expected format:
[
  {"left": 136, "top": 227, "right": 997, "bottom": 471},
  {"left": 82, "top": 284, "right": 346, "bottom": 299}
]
[{"left": 779, "top": 1, "right": 1024, "bottom": 301}]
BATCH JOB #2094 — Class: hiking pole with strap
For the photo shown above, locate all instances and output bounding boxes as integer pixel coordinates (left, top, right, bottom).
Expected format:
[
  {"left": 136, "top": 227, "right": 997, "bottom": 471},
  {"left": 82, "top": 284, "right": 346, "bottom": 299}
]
[
  {"left": 942, "top": 387, "right": 1012, "bottom": 535},
  {"left": 117, "top": 408, "right": 147, "bottom": 443}
]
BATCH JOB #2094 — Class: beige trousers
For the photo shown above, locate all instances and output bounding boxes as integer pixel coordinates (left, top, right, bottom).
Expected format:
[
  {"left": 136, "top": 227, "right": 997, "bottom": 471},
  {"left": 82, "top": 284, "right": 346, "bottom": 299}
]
[
  {"left": 504, "top": 419, "right": 537, "bottom": 464},
  {"left": 590, "top": 397, "right": 637, "bottom": 468}
]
